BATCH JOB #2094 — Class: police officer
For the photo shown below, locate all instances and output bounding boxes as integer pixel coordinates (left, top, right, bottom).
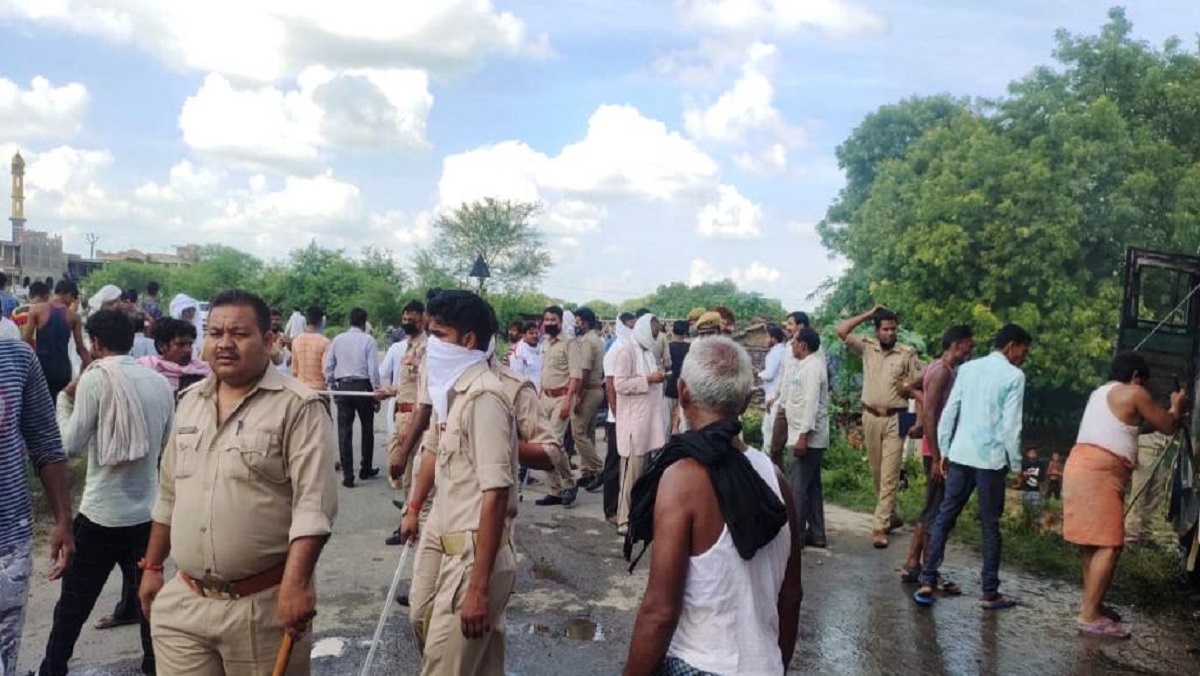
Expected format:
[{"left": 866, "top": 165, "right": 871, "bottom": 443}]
[
  {"left": 380, "top": 300, "right": 428, "bottom": 491},
  {"left": 837, "top": 305, "right": 921, "bottom": 549},
  {"left": 138, "top": 289, "right": 338, "bottom": 675},
  {"left": 401, "top": 343, "right": 563, "bottom": 653},
  {"left": 411, "top": 291, "right": 516, "bottom": 675},
  {"left": 536, "top": 306, "right": 577, "bottom": 506},
  {"left": 569, "top": 307, "right": 606, "bottom": 491}
]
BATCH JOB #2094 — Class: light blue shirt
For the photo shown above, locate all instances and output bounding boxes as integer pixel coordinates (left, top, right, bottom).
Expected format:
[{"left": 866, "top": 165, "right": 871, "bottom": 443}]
[
  {"left": 938, "top": 351, "right": 1025, "bottom": 473},
  {"left": 324, "top": 327, "right": 380, "bottom": 389}
]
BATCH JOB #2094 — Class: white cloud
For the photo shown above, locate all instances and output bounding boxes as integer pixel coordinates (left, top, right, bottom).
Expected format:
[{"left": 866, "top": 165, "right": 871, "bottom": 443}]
[
  {"left": 15, "top": 145, "right": 130, "bottom": 220},
  {"left": 370, "top": 210, "right": 435, "bottom": 247},
  {"left": 543, "top": 104, "right": 719, "bottom": 201},
  {"left": 179, "top": 67, "right": 433, "bottom": 173},
  {"left": 690, "top": 257, "right": 781, "bottom": 290},
  {"left": 731, "top": 260, "right": 782, "bottom": 286},
  {"left": 0, "top": 76, "right": 89, "bottom": 140},
  {"left": 734, "top": 143, "right": 787, "bottom": 174},
  {"left": 675, "top": 0, "right": 886, "bottom": 39},
  {"left": 652, "top": 38, "right": 747, "bottom": 85},
  {"left": 436, "top": 104, "right": 722, "bottom": 239},
  {"left": 684, "top": 42, "right": 803, "bottom": 164},
  {"left": 696, "top": 184, "right": 763, "bottom": 239},
  {"left": 0, "top": 0, "right": 549, "bottom": 82}
]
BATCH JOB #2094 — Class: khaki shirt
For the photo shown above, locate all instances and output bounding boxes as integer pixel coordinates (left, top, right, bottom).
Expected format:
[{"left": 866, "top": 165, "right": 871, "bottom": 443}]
[
  {"left": 570, "top": 332, "right": 605, "bottom": 386},
  {"left": 540, "top": 336, "right": 572, "bottom": 392},
  {"left": 497, "top": 364, "right": 563, "bottom": 466},
  {"left": 417, "top": 358, "right": 439, "bottom": 453},
  {"left": 843, "top": 335, "right": 921, "bottom": 410},
  {"left": 654, "top": 332, "right": 671, "bottom": 372},
  {"left": 397, "top": 332, "right": 428, "bottom": 405},
  {"left": 152, "top": 367, "right": 339, "bottom": 581},
  {"left": 431, "top": 362, "right": 517, "bottom": 535}
]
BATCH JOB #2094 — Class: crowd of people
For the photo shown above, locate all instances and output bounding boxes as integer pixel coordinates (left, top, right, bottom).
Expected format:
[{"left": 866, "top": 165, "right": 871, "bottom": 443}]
[{"left": 0, "top": 275, "right": 1191, "bottom": 675}]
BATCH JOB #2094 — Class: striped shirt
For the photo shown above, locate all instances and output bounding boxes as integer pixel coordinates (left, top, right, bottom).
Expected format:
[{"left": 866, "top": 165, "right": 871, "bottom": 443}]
[{"left": 0, "top": 339, "right": 69, "bottom": 547}]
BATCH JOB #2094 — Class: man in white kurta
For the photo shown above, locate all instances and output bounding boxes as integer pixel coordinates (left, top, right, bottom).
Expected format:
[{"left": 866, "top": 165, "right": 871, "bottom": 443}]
[{"left": 613, "top": 314, "right": 668, "bottom": 535}]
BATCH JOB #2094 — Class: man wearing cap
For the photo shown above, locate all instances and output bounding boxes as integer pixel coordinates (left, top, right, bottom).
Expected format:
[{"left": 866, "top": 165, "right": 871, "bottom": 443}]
[
  {"left": 837, "top": 305, "right": 921, "bottom": 549},
  {"left": 694, "top": 312, "right": 722, "bottom": 338},
  {"left": 138, "top": 290, "right": 338, "bottom": 675},
  {"left": 536, "top": 306, "right": 578, "bottom": 506}
]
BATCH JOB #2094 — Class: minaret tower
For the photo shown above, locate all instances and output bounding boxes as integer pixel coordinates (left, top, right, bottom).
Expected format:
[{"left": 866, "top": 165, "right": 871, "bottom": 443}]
[{"left": 10, "top": 151, "right": 26, "bottom": 243}]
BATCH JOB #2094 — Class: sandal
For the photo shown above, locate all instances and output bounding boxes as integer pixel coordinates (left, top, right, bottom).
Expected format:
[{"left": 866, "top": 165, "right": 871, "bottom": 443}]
[
  {"left": 938, "top": 578, "right": 962, "bottom": 596},
  {"left": 1077, "top": 617, "right": 1131, "bottom": 639},
  {"left": 1100, "top": 604, "right": 1123, "bottom": 622},
  {"left": 913, "top": 586, "right": 936, "bottom": 606},
  {"left": 899, "top": 566, "right": 920, "bottom": 584},
  {"left": 980, "top": 594, "right": 1018, "bottom": 611}
]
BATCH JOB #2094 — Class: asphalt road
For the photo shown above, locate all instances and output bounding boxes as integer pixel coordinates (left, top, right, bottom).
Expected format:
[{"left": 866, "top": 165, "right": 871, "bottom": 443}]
[{"left": 17, "top": 420, "right": 1200, "bottom": 675}]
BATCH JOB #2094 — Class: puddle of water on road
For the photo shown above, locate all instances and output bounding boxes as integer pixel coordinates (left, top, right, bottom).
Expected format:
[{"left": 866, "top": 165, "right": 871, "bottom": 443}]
[
  {"left": 531, "top": 560, "right": 568, "bottom": 584},
  {"left": 522, "top": 618, "right": 606, "bottom": 642},
  {"left": 310, "top": 637, "right": 347, "bottom": 659}
]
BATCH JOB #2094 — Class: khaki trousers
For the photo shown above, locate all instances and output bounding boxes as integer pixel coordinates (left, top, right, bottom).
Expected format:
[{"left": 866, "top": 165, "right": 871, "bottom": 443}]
[
  {"left": 150, "top": 574, "right": 311, "bottom": 676},
  {"left": 388, "top": 409, "right": 415, "bottom": 491},
  {"left": 1125, "top": 432, "right": 1172, "bottom": 542},
  {"left": 863, "top": 409, "right": 903, "bottom": 531},
  {"left": 571, "top": 389, "right": 605, "bottom": 477},
  {"left": 409, "top": 508, "right": 441, "bottom": 650},
  {"left": 617, "top": 454, "right": 648, "bottom": 528},
  {"left": 540, "top": 394, "right": 576, "bottom": 495},
  {"left": 420, "top": 536, "right": 516, "bottom": 676}
]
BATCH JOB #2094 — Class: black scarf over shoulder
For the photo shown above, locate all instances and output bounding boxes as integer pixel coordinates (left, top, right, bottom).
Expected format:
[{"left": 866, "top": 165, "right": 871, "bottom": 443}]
[{"left": 623, "top": 419, "right": 788, "bottom": 572}]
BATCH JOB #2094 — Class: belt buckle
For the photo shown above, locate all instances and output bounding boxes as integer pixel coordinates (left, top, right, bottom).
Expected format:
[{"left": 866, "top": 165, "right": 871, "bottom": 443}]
[{"left": 201, "top": 574, "right": 235, "bottom": 599}]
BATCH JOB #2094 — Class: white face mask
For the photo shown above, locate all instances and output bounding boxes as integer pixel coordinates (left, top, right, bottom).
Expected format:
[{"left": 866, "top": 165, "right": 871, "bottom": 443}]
[{"left": 425, "top": 334, "right": 489, "bottom": 421}]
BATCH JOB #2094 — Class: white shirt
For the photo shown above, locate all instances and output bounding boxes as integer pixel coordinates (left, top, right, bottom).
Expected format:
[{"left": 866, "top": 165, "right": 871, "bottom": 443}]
[
  {"left": 56, "top": 356, "right": 175, "bottom": 528},
  {"left": 759, "top": 343, "right": 786, "bottom": 399},
  {"left": 0, "top": 317, "right": 19, "bottom": 341},
  {"left": 284, "top": 312, "right": 307, "bottom": 341},
  {"left": 379, "top": 339, "right": 408, "bottom": 387},
  {"left": 510, "top": 340, "right": 542, "bottom": 388},
  {"left": 782, "top": 352, "right": 830, "bottom": 448},
  {"left": 667, "top": 447, "right": 789, "bottom": 676}
]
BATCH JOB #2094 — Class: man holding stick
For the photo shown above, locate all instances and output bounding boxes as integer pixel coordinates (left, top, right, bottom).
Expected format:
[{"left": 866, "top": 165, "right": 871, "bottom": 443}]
[{"left": 138, "top": 290, "right": 338, "bottom": 675}]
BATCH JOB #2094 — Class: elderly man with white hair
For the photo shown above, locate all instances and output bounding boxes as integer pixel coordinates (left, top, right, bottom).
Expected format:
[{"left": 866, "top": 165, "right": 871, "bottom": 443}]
[
  {"left": 612, "top": 313, "right": 668, "bottom": 536},
  {"left": 622, "top": 337, "right": 803, "bottom": 676}
]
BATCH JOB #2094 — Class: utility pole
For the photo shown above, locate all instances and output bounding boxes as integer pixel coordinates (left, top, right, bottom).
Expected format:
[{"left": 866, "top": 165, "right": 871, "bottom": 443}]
[{"left": 85, "top": 232, "right": 99, "bottom": 259}]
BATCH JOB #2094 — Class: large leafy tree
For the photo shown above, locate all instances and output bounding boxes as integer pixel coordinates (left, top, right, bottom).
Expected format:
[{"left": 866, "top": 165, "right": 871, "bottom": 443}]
[
  {"left": 259, "top": 242, "right": 409, "bottom": 327},
  {"left": 415, "top": 198, "right": 553, "bottom": 294},
  {"left": 622, "top": 280, "right": 787, "bottom": 321},
  {"left": 818, "top": 7, "right": 1200, "bottom": 432}
]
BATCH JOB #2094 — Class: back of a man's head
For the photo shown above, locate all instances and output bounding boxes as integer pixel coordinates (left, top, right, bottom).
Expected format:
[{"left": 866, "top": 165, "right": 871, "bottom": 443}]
[
  {"left": 348, "top": 307, "right": 368, "bottom": 329},
  {"left": 679, "top": 336, "right": 753, "bottom": 419},
  {"left": 147, "top": 280, "right": 160, "bottom": 296},
  {"left": 305, "top": 306, "right": 324, "bottom": 327},
  {"left": 86, "top": 308, "right": 136, "bottom": 355}
]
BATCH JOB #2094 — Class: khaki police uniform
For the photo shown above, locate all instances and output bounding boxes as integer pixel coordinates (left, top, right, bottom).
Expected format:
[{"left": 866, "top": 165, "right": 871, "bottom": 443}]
[
  {"left": 419, "top": 362, "right": 517, "bottom": 676},
  {"left": 842, "top": 335, "right": 921, "bottom": 532},
  {"left": 569, "top": 331, "right": 606, "bottom": 478},
  {"left": 149, "top": 368, "right": 338, "bottom": 676},
  {"left": 388, "top": 332, "right": 428, "bottom": 490},
  {"left": 539, "top": 335, "right": 576, "bottom": 495},
  {"left": 410, "top": 364, "right": 560, "bottom": 647}
]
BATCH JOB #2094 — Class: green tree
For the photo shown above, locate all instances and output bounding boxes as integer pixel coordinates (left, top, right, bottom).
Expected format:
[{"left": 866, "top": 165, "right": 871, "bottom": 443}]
[
  {"left": 172, "top": 245, "right": 263, "bottom": 301},
  {"left": 415, "top": 198, "right": 553, "bottom": 294},
  {"left": 818, "top": 7, "right": 1200, "bottom": 434},
  {"left": 622, "top": 281, "right": 787, "bottom": 321},
  {"left": 259, "top": 242, "right": 408, "bottom": 328}
]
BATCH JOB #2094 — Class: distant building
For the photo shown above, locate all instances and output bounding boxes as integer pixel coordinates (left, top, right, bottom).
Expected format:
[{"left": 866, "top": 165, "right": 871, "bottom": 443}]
[{"left": 1, "top": 151, "right": 199, "bottom": 282}]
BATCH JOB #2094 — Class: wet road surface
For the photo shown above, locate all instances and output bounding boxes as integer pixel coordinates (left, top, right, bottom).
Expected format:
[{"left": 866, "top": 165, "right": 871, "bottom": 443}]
[{"left": 19, "top": 423, "right": 1200, "bottom": 675}]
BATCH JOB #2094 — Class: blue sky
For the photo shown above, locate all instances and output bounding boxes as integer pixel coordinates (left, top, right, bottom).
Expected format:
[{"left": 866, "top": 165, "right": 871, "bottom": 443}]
[{"left": 1, "top": 0, "right": 1196, "bottom": 309}]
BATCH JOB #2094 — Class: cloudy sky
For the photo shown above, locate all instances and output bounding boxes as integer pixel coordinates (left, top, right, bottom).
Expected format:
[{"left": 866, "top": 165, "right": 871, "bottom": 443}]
[{"left": 1, "top": 1, "right": 1195, "bottom": 307}]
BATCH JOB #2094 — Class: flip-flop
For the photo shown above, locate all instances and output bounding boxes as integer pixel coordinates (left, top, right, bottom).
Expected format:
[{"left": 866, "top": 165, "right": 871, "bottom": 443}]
[
  {"left": 1077, "top": 617, "right": 1131, "bottom": 639},
  {"left": 899, "top": 566, "right": 920, "bottom": 584},
  {"left": 938, "top": 579, "right": 963, "bottom": 596},
  {"left": 980, "top": 594, "right": 1018, "bottom": 611},
  {"left": 913, "top": 587, "right": 936, "bottom": 606},
  {"left": 1100, "top": 604, "right": 1123, "bottom": 622}
]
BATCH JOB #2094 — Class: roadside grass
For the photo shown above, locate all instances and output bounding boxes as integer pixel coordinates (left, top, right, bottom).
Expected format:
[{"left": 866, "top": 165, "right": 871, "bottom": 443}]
[{"left": 821, "top": 435, "right": 1190, "bottom": 613}]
